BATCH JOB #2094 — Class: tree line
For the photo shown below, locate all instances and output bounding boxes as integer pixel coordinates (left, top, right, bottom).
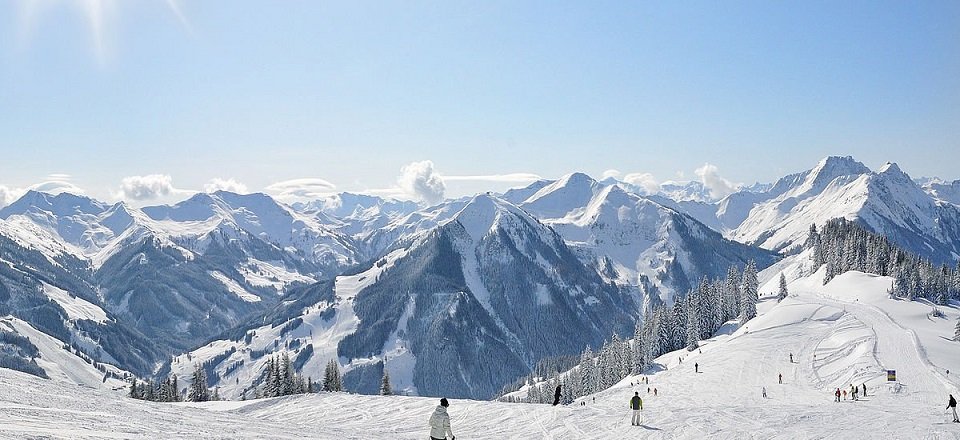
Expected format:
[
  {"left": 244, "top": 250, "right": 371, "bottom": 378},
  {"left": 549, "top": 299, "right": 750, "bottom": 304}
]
[{"left": 501, "top": 260, "right": 760, "bottom": 403}]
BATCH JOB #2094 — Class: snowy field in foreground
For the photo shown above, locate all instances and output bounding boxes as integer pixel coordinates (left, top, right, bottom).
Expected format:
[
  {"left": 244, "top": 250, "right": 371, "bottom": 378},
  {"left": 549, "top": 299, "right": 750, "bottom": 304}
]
[{"left": 3, "top": 269, "right": 960, "bottom": 439}]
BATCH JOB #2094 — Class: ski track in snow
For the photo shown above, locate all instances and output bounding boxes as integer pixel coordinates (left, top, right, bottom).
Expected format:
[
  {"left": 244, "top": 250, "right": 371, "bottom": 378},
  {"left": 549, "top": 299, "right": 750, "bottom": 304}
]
[{"left": 5, "top": 272, "right": 960, "bottom": 438}]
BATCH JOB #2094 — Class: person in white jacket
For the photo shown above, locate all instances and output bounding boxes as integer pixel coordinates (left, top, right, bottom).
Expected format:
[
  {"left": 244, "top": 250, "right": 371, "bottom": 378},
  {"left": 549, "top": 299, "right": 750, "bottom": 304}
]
[{"left": 429, "top": 398, "right": 455, "bottom": 440}]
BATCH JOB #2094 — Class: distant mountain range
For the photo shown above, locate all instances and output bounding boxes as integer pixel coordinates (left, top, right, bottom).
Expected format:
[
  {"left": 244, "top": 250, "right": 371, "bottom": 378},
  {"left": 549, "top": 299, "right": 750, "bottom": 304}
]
[{"left": 0, "top": 156, "right": 956, "bottom": 399}]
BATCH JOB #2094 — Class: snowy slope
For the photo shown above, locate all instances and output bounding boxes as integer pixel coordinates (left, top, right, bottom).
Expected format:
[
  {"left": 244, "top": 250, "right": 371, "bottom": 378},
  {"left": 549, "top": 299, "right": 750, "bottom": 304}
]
[
  {"left": 5, "top": 262, "right": 960, "bottom": 438},
  {"left": 729, "top": 157, "right": 960, "bottom": 262},
  {"left": 0, "top": 317, "right": 130, "bottom": 391}
]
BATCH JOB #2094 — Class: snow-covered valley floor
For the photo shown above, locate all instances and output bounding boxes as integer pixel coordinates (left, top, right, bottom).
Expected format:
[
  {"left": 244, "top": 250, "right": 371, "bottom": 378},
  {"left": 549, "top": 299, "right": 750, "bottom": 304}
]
[{"left": 3, "top": 270, "right": 960, "bottom": 439}]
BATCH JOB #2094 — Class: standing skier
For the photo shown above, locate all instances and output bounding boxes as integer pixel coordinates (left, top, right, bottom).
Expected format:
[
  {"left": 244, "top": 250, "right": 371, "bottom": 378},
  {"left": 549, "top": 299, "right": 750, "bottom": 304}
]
[
  {"left": 630, "top": 392, "right": 643, "bottom": 426},
  {"left": 850, "top": 384, "right": 857, "bottom": 401},
  {"left": 553, "top": 385, "right": 561, "bottom": 406},
  {"left": 842, "top": 389, "right": 847, "bottom": 400},
  {"left": 834, "top": 388, "right": 841, "bottom": 402},
  {"left": 789, "top": 353, "right": 793, "bottom": 363},
  {"left": 778, "top": 373, "right": 782, "bottom": 384},
  {"left": 948, "top": 394, "right": 958, "bottom": 422},
  {"left": 862, "top": 383, "right": 866, "bottom": 397},
  {"left": 654, "top": 388, "right": 658, "bottom": 396},
  {"left": 428, "top": 398, "right": 455, "bottom": 440},
  {"left": 695, "top": 363, "right": 699, "bottom": 373},
  {"left": 762, "top": 386, "right": 767, "bottom": 398}
]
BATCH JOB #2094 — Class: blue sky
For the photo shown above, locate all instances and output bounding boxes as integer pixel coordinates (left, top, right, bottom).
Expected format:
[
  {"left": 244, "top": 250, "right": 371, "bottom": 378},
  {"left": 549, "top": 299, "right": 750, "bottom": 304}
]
[{"left": 1, "top": 1, "right": 958, "bottom": 205}]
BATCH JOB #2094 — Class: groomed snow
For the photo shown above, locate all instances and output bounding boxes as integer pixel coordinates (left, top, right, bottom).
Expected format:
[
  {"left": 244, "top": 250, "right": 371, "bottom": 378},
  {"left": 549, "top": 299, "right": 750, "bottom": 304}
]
[{"left": 5, "top": 266, "right": 960, "bottom": 438}]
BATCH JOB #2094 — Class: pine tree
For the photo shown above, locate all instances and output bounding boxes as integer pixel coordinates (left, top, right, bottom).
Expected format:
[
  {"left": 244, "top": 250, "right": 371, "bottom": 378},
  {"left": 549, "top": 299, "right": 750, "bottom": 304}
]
[
  {"left": 129, "top": 377, "right": 139, "bottom": 399},
  {"left": 578, "top": 347, "right": 596, "bottom": 395},
  {"left": 740, "top": 260, "right": 758, "bottom": 322},
  {"left": 380, "top": 369, "right": 393, "bottom": 396},
  {"left": 777, "top": 273, "right": 788, "bottom": 302},
  {"left": 324, "top": 359, "right": 343, "bottom": 392},
  {"left": 955, "top": 317, "right": 960, "bottom": 342},
  {"left": 188, "top": 364, "right": 210, "bottom": 402}
]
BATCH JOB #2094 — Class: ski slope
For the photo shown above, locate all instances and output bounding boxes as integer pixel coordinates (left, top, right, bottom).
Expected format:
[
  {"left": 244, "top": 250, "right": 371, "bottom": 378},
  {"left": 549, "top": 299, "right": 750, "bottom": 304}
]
[{"left": 3, "top": 271, "right": 960, "bottom": 438}]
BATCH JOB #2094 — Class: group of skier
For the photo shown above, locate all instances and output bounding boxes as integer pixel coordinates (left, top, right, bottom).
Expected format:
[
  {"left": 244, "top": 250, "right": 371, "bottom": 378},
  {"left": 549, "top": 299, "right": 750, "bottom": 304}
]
[{"left": 834, "top": 383, "right": 867, "bottom": 402}]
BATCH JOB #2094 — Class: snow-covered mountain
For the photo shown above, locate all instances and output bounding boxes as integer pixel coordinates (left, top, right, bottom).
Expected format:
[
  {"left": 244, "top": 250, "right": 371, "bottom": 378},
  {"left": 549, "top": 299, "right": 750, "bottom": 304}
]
[
  {"left": 0, "top": 222, "right": 159, "bottom": 379},
  {"left": 173, "top": 194, "right": 638, "bottom": 400},
  {"left": 1, "top": 157, "right": 957, "bottom": 405},
  {"left": 516, "top": 173, "right": 776, "bottom": 301},
  {"left": 727, "top": 157, "right": 960, "bottom": 262}
]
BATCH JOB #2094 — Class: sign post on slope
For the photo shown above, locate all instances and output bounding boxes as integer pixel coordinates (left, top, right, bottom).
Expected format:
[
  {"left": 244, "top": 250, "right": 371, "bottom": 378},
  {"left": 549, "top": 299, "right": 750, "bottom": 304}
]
[{"left": 887, "top": 370, "right": 897, "bottom": 381}]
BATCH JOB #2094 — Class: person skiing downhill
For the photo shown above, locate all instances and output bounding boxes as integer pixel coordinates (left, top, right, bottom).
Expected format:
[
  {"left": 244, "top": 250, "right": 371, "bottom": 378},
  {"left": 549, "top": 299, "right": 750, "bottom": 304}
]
[
  {"left": 778, "top": 373, "right": 782, "bottom": 384},
  {"left": 862, "top": 383, "right": 867, "bottom": 397},
  {"left": 553, "top": 385, "right": 561, "bottom": 406},
  {"left": 789, "top": 353, "right": 793, "bottom": 363},
  {"left": 695, "top": 363, "right": 699, "bottom": 373},
  {"left": 948, "top": 394, "right": 958, "bottom": 422},
  {"left": 429, "top": 398, "right": 455, "bottom": 440},
  {"left": 762, "top": 387, "right": 767, "bottom": 398},
  {"left": 630, "top": 392, "right": 644, "bottom": 426}
]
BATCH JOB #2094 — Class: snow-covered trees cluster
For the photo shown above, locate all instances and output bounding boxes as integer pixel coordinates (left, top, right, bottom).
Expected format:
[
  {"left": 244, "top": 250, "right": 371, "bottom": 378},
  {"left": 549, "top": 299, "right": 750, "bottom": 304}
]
[
  {"left": 809, "top": 219, "right": 960, "bottom": 304},
  {"left": 502, "top": 261, "right": 760, "bottom": 403},
  {"left": 323, "top": 359, "right": 343, "bottom": 392},
  {"left": 255, "top": 353, "right": 314, "bottom": 399},
  {"left": 129, "top": 374, "right": 181, "bottom": 402}
]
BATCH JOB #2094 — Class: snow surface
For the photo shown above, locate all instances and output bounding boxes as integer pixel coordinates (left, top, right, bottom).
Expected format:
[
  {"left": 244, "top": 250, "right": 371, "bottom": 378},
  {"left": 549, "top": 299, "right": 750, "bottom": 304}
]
[
  {"left": 208, "top": 271, "right": 261, "bottom": 302},
  {"left": 42, "top": 283, "right": 109, "bottom": 323},
  {"left": 7, "top": 265, "right": 960, "bottom": 438},
  {"left": 0, "top": 317, "right": 128, "bottom": 391}
]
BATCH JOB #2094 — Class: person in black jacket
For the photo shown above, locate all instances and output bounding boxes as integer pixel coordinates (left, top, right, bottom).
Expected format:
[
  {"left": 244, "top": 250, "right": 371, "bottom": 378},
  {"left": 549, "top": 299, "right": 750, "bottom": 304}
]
[
  {"left": 948, "top": 394, "right": 958, "bottom": 422},
  {"left": 630, "top": 392, "right": 643, "bottom": 426},
  {"left": 553, "top": 385, "right": 561, "bottom": 406}
]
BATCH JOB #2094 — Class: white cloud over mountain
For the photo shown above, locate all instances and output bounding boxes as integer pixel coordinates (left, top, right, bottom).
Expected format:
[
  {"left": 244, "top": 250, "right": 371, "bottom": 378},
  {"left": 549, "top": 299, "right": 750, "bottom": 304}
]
[
  {"left": 398, "top": 160, "right": 445, "bottom": 205},
  {"left": 695, "top": 163, "right": 739, "bottom": 199},
  {"left": 116, "top": 174, "right": 179, "bottom": 201},
  {"left": 204, "top": 178, "right": 249, "bottom": 194}
]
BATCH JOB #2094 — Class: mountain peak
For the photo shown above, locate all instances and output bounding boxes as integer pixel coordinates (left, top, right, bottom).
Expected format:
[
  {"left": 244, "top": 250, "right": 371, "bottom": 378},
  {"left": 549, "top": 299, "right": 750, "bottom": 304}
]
[
  {"left": 813, "top": 156, "right": 870, "bottom": 177},
  {"left": 451, "top": 194, "right": 529, "bottom": 241},
  {"left": 522, "top": 172, "right": 605, "bottom": 218}
]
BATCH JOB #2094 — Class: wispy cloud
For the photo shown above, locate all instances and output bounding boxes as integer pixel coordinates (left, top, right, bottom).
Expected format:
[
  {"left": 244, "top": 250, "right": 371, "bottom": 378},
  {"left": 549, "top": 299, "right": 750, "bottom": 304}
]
[
  {"left": 265, "top": 178, "right": 337, "bottom": 201},
  {"left": 0, "top": 175, "right": 87, "bottom": 208},
  {"left": 442, "top": 173, "right": 542, "bottom": 183}
]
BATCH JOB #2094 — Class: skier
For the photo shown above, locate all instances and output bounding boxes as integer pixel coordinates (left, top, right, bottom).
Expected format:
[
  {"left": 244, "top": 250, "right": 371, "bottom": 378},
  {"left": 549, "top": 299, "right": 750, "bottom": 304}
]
[
  {"left": 553, "top": 385, "right": 561, "bottom": 406},
  {"left": 850, "top": 384, "right": 857, "bottom": 401},
  {"left": 778, "top": 373, "right": 782, "bottom": 384},
  {"left": 428, "top": 398, "right": 455, "bottom": 440},
  {"left": 695, "top": 363, "right": 699, "bottom": 373},
  {"left": 862, "top": 383, "right": 866, "bottom": 397},
  {"left": 834, "top": 388, "right": 841, "bottom": 402},
  {"left": 789, "top": 353, "right": 793, "bottom": 363},
  {"left": 630, "top": 392, "right": 644, "bottom": 426},
  {"left": 948, "top": 394, "right": 958, "bottom": 423},
  {"left": 647, "top": 387, "right": 650, "bottom": 394},
  {"left": 654, "top": 388, "right": 658, "bottom": 396},
  {"left": 762, "top": 386, "right": 767, "bottom": 398},
  {"left": 842, "top": 389, "right": 847, "bottom": 400}
]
